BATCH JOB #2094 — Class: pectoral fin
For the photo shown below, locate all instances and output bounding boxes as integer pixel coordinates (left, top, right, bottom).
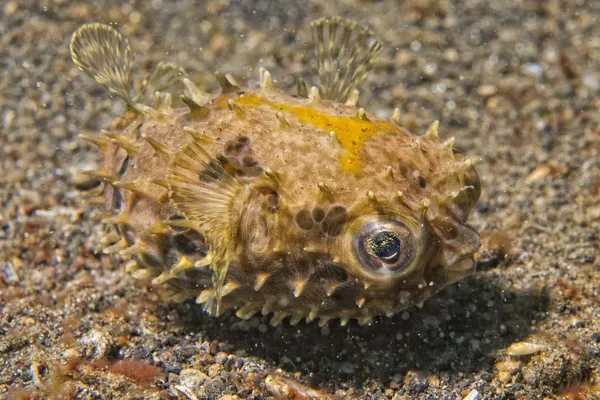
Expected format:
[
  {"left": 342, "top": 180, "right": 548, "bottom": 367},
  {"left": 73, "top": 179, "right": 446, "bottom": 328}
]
[{"left": 167, "top": 140, "right": 243, "bottom": 316}]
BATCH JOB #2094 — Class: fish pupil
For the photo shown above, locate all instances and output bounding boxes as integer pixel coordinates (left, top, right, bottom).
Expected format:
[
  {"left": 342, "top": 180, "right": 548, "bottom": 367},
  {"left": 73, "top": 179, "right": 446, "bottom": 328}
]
[{"left": 370, "top": 231, "right": 401, "bottom": 263}]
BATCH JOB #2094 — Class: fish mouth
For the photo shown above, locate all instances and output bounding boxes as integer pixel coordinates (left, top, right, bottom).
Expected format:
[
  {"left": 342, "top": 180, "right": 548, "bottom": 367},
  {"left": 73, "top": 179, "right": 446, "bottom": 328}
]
[{"left": 447, "top": 257, "right": 475, "bottom": 272}]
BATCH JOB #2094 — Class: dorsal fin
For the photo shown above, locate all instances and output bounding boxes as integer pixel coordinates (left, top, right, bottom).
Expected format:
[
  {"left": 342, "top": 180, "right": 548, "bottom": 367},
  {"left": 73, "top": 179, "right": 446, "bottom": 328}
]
[
  {"left": 167, "top": 141, "right": 243, "bottom": 316},
  {"left": 310, "top": 17, "right": 382, "bottom": 103},
  {"left": 139, "top": 61, "right": 187, "bottom": 102},
  {"left": 70, "top": 23, "right": 136, "bottom": 108}
]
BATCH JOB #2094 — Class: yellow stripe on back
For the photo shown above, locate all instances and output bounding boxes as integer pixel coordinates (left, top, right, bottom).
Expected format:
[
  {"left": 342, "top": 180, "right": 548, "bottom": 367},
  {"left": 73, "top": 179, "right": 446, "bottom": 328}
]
[{"left": 227, "top": 93, "right": 398, "bottom": 173}]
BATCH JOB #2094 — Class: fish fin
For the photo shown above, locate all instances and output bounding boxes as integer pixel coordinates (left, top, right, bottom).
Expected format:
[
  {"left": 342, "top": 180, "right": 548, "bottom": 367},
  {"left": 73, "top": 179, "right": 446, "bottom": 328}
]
[
  {"left": 310, "top": 17, "right": 382, "bottom": 103},
  {"left": 70, "top": 23, "right": 136, "bottom": 108},
  {"left": 167, "top": 141, "right": 244, "bottom": 316},
  {"left": 139, "top": 61, "right": 187, "bottom": 102}
]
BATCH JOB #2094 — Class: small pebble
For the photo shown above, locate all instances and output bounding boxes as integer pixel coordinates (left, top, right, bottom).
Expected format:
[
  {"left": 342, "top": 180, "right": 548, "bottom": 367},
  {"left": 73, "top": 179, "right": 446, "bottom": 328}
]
[
  {"left": 179, "top": 368, "right": 209, "bottom": 391},
  {"left": 507, "top": 341, "right": 546, "bottom": 356},
  {"left": 477, "top": 84, "right": 497, "bottom": 97},
  {"left": 203, "top": 378, "right": 226, "bottom": 399},
  {"left": 522, "top": 62, "right": 543, "bottom": 77},
  {"left": 214, "top": 352, "right": 228, "bottom": 364},
  {"left": 78, "top": 329, "right": 113, "bottom": 359},
  {"left": 207, "top": 363, "right": 221, "bottom": 377},
  {"left": 463, "top": 389, "right": 480, "bottom": 400}
]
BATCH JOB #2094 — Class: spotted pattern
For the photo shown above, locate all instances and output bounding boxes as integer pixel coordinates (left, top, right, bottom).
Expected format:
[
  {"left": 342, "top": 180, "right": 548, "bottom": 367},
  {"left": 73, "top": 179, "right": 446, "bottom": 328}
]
[
  {"left": 223, "top": 135, "right": 263, "bottom": 177},
  {"left": 294, "top": 205, "right": 348, "bottom": 236}
]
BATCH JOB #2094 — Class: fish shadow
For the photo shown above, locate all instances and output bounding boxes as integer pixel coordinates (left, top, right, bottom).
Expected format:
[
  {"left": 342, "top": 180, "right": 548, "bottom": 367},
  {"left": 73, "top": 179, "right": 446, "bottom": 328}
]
[{"left": 176, "top": 272, "right": 548, "bottom": 387}]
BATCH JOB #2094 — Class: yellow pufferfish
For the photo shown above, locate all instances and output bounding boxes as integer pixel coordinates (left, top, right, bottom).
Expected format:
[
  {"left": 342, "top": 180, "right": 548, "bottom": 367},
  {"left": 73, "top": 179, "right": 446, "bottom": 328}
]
[{"left": 70, "top": 17, "right": 481, "bottom": 327}]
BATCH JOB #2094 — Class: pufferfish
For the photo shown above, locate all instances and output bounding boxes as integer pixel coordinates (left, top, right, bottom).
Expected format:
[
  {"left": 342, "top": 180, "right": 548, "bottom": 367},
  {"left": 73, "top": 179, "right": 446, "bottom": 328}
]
[{"left": 70, "top": 17, "right": 481, "bottom": 327}]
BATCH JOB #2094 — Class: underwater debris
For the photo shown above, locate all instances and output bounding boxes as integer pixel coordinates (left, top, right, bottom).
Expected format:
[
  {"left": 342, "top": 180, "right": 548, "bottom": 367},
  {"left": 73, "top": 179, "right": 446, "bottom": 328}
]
[
  {"left": 507, "top": 341, "right": 547, "bottom": 356},
  {"left": 265, "top": 374, "right": 337, "bottom": 400},
  {"left": 462, "top": 389, "right": 481, "bottom": 400},
  {"left": 525, "top": 160, "right": 568, "bottom": 184},
  {"left": 109, "top": 359, "right": 166, "bottom": 387},
  {"left": 70, "top": 17, "right": 481, "bottom": 325}
]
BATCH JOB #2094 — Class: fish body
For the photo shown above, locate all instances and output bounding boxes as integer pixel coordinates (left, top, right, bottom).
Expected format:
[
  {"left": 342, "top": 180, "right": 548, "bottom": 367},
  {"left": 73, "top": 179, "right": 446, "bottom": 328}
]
[{"left": 70, "top": 18, "right": 481, "bottom": 326}]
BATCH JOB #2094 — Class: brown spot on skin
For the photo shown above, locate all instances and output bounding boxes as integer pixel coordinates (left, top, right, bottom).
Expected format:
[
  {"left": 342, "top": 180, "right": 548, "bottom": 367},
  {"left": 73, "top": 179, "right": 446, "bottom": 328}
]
[
  {"left": 223, "top": 136, "right": 263, "bottom": 177},
  {"left": 242, "top": 155, "right": 258, "bottom": 167},
  {"left": 224, "top": 136, "right": 248, "bottom": 155},
  {"left": 321, "top": 206, "right": 348, "bottom": 236},
  {"left": 295, "top": 209, "right": 314, "bottom": 230},
  {"left": 398, "top": 162, "right": 411, "bottom": 178},
  {"left": 224, "top": 141, "right": 235, "bottom": 154},
  {"left": 312, "top": 207, "right": 325, "bottom": 222},
  {"left": 238, "top": 165, "right": 264, "bottom": 177},
  {"left": 236, "top": 135, "right": 250, "bottom": 145}
]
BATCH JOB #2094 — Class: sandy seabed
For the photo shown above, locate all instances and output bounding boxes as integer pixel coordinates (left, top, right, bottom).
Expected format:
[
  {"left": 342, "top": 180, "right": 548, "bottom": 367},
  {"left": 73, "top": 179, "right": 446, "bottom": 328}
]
[{"left": 1, "top": 0, "right": 599, "bottom": 399}]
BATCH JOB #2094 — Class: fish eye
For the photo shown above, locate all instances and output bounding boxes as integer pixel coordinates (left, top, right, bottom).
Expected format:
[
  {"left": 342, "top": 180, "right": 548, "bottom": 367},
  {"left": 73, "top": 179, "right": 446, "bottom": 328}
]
[{"left": 353, "top": 220, "right": 416, "bottom": 274}]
